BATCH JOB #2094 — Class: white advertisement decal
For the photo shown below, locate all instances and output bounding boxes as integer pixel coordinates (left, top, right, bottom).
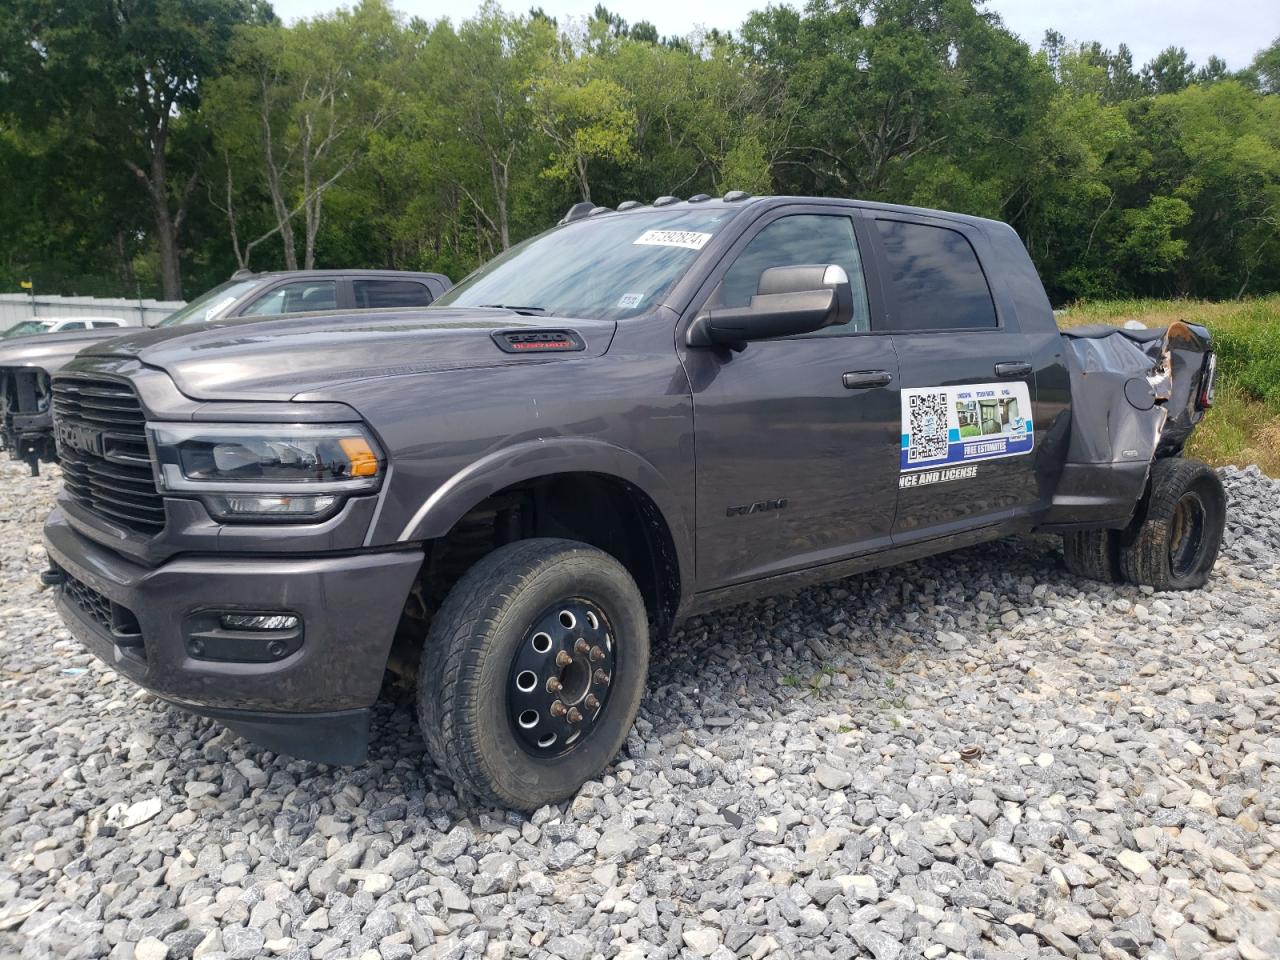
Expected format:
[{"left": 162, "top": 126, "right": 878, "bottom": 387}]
[{"left": 901, "top": 381, "right": 1034, "bottom": 473}]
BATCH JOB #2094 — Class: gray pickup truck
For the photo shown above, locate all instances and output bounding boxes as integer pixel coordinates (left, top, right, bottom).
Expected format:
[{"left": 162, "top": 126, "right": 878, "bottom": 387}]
[
  {"left": 1, "top": 269, "right": 450, "bottom": 474},
  {"left": 42, "top": 194, "right": 1223, "bottom": 809}
]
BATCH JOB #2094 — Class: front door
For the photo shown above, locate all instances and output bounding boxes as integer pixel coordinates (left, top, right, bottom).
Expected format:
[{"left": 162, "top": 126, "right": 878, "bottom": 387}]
[{"left": 681, "top": 207, "right": 901, "bottom": 589}]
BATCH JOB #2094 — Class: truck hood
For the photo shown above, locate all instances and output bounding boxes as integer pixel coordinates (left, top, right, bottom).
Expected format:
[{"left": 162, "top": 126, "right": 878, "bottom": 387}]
[
  {"left": 78, "top": 307, "right": 618, "bottom": 401},
  {"left": 0, "top": 328, "right": 134, "bottom": 372}
]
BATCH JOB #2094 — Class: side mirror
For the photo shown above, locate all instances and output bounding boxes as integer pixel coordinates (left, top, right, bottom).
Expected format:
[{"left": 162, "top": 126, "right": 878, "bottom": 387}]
[{"left": 687, "top": 264, "right": 854, "bottom": 349}]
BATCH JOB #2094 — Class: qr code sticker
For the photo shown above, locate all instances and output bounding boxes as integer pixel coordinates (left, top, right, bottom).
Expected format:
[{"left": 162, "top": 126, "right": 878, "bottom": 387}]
[{"left": 907, "top": 392, "right": 950, "bottom": 463}]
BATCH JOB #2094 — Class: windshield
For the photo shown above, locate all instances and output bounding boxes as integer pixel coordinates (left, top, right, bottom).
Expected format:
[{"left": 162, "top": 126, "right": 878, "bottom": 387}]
[
  {"left": 435, "top": 208, "right": 740, "bottom": 320},
  {"left": 3, "top": 320, "right": 51, "bottom": 338},
  {"left": 157, "top": 278, "right": 260, "bottom": 327}
]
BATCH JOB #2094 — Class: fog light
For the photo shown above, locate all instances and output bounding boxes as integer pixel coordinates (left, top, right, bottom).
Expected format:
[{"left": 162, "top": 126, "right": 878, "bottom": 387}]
[
  {"left": 204, "top": 493, "right": 339, "bottom": 521},
  {"left": 219, "top": 613, "right": 300, "bottom": 631}
]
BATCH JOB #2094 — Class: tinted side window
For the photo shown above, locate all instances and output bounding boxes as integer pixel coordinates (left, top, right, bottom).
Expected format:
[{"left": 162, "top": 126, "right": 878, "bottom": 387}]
[
  {"left": 60, "top": 321, "right": 86, "bottom": 330},
  {"left": 874, "top": 220, "right": 996, "bottom": 330},
  {"left": 710, "top": 214, "right": 872, "bottom": 334},
  {"left": 353, "top": 279, "right": 434, "bottom": 308},
  {"left": 242, "top": 280, "right": 338, "bottom": 316}
]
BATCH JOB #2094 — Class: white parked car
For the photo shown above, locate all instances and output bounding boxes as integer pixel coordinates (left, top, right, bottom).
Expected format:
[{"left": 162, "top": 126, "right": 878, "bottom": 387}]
[{"left": 1, "top": 316, "right": 134, "bottom": 339}]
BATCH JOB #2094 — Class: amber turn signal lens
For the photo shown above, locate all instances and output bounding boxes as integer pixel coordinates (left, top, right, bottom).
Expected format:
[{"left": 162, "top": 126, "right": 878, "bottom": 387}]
[{"left": 338, "top": 437, "right": 380, "bottom": 477}]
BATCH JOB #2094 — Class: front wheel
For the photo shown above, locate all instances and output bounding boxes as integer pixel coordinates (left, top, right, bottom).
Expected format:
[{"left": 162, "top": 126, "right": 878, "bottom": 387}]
[
  {"left": 1119, "top": 458, "right": 1226, "bottom": 590},
  {"left": 418, "top": 538, "right": 649, "bottom": 809}
]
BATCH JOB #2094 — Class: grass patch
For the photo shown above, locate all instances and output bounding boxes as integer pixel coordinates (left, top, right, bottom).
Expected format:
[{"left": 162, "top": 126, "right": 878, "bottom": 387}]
[{"left": 1058, "top": 295, "right": 1280, "bottom": 476}]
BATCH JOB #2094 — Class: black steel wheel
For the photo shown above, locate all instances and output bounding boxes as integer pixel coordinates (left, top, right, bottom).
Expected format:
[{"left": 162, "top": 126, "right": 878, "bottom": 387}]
[
  {"left": 1120, "top": 457, "right": 1225, "bottom": 590},
  {"left": 506, "top": 598, "right": 617, "bottom": 756},
  {"left": 418, "top": 538, "right": 649, "bottom": 809}
]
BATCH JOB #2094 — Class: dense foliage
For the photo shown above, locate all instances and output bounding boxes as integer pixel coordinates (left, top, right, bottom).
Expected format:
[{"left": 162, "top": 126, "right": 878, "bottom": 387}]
[{"left": 1, "top": 0, "right": 1277, "bottom": 305}]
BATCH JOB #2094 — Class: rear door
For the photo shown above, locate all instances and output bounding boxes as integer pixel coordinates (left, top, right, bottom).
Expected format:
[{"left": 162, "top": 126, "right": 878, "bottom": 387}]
[
  {"left": 864, "top": 213, "right": 1040, "bottom": 541},
  {"left": 682, "top": 205, "right": 901, "bottom": 589}
]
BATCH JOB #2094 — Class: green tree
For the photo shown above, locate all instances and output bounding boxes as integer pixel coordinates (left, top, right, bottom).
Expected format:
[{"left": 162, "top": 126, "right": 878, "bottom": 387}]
[
  {"left": 206, "top": 0, "right": 402, "bottom": 271},
  {"left": 1143, "top": 46, "right": 1196, "bottom": 94},
  {"left": 0, "top": 0, "right": 263, "bottom": 298},
  {"left": 531, "top": 58, "right": 637, "bottom": 202},
  {"left": 1248, "top": 37, "right": 1280, "bottom": 94}
]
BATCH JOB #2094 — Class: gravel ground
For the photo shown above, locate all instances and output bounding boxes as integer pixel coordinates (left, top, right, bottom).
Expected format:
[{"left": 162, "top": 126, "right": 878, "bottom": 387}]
[{"left": 1, "top": 459, "right": 1278, "bottom": 960}]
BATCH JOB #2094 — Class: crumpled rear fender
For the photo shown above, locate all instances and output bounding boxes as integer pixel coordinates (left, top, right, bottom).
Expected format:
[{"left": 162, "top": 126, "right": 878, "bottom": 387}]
[{"left": 1039, "top": 321, "right": 1214, "bottom": 529}]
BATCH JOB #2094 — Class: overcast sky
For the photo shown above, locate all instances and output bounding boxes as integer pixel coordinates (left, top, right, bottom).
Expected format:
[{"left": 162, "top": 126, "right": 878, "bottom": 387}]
[{"left": 271, "top": 0, "right": 1278, "bottom": 70}]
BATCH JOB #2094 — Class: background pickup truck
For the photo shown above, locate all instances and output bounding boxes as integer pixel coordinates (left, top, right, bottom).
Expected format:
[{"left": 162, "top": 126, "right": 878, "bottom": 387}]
[
  {"left": 41, "top": 194, "right": 1223, "bottom": 809},
  {"left": 0, "top": 269, "right": 450, "bottom": 474}
]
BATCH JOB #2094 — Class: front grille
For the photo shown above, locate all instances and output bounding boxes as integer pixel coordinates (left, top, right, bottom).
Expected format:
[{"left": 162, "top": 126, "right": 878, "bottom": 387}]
[{"left": 52, "top": 377, "right": 165, "bottom": 534}]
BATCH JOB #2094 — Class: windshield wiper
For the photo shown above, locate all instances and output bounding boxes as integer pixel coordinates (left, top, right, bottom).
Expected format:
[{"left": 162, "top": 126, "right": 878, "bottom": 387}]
[{"left": 478, "top": 304, "right": 550, "bottom": 316}]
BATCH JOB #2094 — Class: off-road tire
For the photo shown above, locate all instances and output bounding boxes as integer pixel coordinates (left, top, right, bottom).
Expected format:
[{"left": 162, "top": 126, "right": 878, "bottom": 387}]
[
  {"left": 1119, "top": 457, "right": 1225, "bottom": 590},
  {"left": 1062, "top": 529, "right": 1121, "bottom": 583},
  {"left": 418, "top": 538, "right": 649, "bottom": 809}
]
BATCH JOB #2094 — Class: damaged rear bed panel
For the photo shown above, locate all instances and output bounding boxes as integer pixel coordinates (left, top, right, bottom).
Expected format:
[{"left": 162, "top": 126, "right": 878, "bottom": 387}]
[{"left": 1039, "top": 321, "right": 1215, "bottom": 530}]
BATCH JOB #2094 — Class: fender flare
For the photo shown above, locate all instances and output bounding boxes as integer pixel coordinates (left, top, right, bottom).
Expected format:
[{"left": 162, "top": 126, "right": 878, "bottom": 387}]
[{"left": 395, "top": 437, "right": 693, "bottom": 597}]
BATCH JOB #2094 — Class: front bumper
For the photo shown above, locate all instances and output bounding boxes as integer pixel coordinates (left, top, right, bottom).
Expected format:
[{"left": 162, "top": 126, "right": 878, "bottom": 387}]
[{"left": 43, "top": 508, "right": 423, "bottom": 764}]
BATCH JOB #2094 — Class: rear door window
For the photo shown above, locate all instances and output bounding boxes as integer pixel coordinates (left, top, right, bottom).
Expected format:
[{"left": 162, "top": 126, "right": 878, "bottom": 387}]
[
  {"left": 874, "top": 219, "right": 997, "bottom": 330},
  {"left": 242, "top": 280, "right": 339, "bottom": 316},
  {"left": 352, "top": 279, "right": 434, "bottom": 308}
]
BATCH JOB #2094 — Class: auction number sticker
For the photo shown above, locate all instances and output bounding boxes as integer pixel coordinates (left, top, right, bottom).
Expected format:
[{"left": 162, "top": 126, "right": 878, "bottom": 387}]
[
  {"left": 901, "top": 381, "right": 1033, "bottom": 472},
  {"left": 202, "top": 296, "right": 238, "bottom": 321},
  {"left": 633, "top": 229, "right": 712, "bottom": 250}
]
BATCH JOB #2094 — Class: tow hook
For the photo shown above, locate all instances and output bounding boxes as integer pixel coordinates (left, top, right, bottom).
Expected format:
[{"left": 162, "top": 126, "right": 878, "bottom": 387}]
[{"left": 40, "top": 567, "right": 64, "bottom": 587}]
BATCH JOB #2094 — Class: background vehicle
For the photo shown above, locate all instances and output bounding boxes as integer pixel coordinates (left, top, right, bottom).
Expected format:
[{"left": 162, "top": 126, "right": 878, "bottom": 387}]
[
  {"left": 2, "top": 316, "right": 134, "bottom": 338},
  {"left": 41, "top": 195, "right": 1222, "bottom": 809},
  {"left": 1, "top": 270, "right": 451, "bottom": 474}
]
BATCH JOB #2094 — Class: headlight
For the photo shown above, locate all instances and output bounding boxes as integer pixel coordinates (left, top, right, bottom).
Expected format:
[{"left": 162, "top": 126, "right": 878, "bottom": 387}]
[{"left": 147, "top": 423, "right": 384, "bottom": 522}]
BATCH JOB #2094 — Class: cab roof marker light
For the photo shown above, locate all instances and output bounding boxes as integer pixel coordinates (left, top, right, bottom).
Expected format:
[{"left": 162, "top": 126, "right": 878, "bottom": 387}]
[
  {"left": 652, "top": 195, "right": 679, "bottom": 206},
  {"left": 558, "top": 201, "right": 595, "bottom": 225},
  {"left": 588, "top": 206, "right": 613, "bottom": 216},
  {"left": 687, "top": 193, "right": 711, "bottom": 202},
  {"left": 723, "top": 190, "right": 751, "bottom": 202},
  {"left": 616, "top": 200, "right": 645, "bottom": 210}
]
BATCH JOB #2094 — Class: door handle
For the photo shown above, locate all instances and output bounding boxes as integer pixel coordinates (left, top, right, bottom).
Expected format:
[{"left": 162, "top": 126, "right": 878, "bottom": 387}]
[
  {"left": 842, "top": 370, "right": 893, "bottom": 390},
  {"left": 994, "top": 361, "right": 1033, "bottom": 378}
]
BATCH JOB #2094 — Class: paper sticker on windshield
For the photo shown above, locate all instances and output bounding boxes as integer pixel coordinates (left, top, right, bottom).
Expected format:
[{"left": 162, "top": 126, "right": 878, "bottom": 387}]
[
  {"left": 617, "top": 292, "right": 645, "bottom": 308},
  {"left": 633, "top": 229, "right": 712, "bottom": 250},
  {"left": 901, "top": 382, "right": 1033, "bottom": 472},
  {"left": 202, "top": 296, "right": 238, "bottom": 321}
]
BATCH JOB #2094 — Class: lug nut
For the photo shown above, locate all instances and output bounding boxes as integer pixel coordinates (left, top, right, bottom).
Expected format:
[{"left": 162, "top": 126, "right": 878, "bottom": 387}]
[
  {"left": 584, "top": 694, "right": 600, "bottom": 710},
  {"left": 549, "top": 700, "right": 566, "bottom": 718},
  {"left": 566, "top": 706, "right": 582, "bottom": 724},
  {"left": 555, "top": 650, "right": 572, "bottom": 668},
  {"left": 589, "top": 645, "right": 604, "bottom": 662},
  {"left": 546, "top": 676, "right": 563, "bottom": 694},
  {"left": 574, "top": 638, "right": 590, "bottom": 655},
  {"left": 593, "top": 669, "right": 610, "bottom": 686}
]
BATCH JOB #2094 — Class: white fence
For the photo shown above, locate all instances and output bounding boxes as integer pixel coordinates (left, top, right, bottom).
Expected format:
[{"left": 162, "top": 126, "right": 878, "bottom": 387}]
[{"left": 0, "top": 293, "right": 186, "bottom": 329}]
